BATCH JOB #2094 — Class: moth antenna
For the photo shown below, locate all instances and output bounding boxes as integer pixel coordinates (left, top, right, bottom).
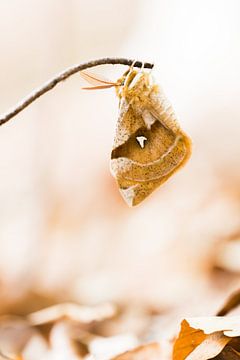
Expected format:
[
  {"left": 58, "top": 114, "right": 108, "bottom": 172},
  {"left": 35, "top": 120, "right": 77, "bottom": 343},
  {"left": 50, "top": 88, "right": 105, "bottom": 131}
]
[
  {"left": 80, "top": 70, "right": 118, "bottom": 86},
  {"left": 82, "top": 84, "right": 116, "bottom": 90}
]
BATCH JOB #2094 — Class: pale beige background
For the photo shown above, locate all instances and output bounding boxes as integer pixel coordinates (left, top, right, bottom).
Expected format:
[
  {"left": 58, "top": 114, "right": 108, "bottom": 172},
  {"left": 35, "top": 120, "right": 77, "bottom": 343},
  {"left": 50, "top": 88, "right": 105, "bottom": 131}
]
[{"left": 0, "top": 0, "right": 240, "bottom": 313}]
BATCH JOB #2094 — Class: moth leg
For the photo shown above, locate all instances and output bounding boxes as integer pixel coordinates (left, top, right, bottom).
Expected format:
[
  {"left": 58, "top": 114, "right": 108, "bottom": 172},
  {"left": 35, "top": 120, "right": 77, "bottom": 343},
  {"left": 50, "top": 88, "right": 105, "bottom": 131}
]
[
  {"left": 139, "top": 61, "right": 145, "bottom": 73},
  {"left": 123, "top": 60, "right": 139, "bottom": 87},
  {"left": 130, "top": 59, "right": 138, "bottom": 70}
]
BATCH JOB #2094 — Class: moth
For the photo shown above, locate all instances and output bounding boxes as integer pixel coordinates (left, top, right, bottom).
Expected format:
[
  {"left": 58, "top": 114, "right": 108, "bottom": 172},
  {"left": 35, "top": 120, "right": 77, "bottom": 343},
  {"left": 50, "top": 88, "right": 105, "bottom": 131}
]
[{"left": 80, "top": 66, "right": 192, "bottom": 206}]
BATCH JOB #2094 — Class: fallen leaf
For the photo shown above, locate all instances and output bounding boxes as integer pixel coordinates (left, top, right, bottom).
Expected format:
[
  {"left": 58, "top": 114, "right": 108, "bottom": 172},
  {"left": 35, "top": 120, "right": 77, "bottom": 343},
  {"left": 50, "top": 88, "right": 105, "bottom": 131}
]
[
  {"left": 49, "top": 321, "right": 86, "bottom": 359},
  {"left": 112, "top": 342, "right": 161, "bottom": 360},
  {"left": 217, "top": 289, "right": 240, "bottom": 316},
  {"left": 88, "top": 333, "right": 138, "bottom": 360},
  {"left": 0, "top": 316, "right": 37, "bottom": 358},
  {"left": 28, "top": 302, "right": 117, "bottom": 326},
  {"left": 212, "top": 345, "right": 240, "bottom": 359},
  {"left": 214, "top": 235, "right": 240, "bottom": 273},
  {"left": 173, "top": 319, "right": 207, "bottom": 360},
  {"left": 186, "top": 316, "right": 240, "bottom": 337},
  {"left": 184, "top": 332, "right": 230, "bottom": 360},
  {"left": 173, "top": 316, "right": 240, "bottom": 360}
]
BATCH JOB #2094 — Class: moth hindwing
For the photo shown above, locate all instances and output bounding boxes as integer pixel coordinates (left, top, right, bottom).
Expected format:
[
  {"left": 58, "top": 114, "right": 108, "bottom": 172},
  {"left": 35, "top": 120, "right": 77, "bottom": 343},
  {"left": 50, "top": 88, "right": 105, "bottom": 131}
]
[{"left": 110, "top": 68, "right": 192, "bottom": 207}]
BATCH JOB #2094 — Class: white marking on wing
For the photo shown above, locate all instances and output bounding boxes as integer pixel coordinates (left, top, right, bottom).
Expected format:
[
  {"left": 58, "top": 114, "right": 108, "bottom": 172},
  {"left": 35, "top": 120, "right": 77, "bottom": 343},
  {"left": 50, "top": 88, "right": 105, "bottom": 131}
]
[{"left": 136, "top": 136, "right": 147, "bottom": 148}]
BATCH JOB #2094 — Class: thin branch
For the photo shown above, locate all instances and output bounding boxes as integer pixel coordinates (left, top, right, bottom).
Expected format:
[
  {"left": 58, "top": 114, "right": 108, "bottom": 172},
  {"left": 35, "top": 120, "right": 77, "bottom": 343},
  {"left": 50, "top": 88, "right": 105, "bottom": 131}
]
[{"left": 0, "top": 57, "right": 154, "bottom": 127}]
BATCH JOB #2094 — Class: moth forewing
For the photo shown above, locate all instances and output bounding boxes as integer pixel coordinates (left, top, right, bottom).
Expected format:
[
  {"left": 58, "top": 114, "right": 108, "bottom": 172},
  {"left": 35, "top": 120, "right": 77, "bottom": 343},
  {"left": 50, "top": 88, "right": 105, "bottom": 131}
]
[{"left": 111, "top": 69, "right": 192, "bottom": 207}]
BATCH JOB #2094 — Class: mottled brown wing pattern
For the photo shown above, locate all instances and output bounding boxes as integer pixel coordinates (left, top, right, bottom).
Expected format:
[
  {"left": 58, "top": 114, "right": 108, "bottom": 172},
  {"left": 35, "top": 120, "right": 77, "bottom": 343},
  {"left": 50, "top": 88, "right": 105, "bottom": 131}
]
[{"left": 111, "top": 69, "right": 192, "bottom": 206}]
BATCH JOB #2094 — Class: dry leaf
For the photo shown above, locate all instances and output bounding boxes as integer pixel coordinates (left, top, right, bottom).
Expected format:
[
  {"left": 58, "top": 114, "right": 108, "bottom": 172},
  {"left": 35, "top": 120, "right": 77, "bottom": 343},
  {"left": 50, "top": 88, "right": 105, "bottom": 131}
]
[
  {"left": 184, "top": 332, "right": 230, "bottom": 360},
  {"left": 88, "top": 333, "right": 138, "bottom": 360},
  {"left": 111, "top": 68, "right": 191, "bottom": 206},
  {"left": 28, "top": 302, "right": 117, "bottom": 326},
  {"left": 49, "top": 321, "right": 86, "bottom": 360},
  {"left": 185, "top": 316, "right": 240, "bottom": 337},
  {"left": 214, "top": 235, "right": 240, "bottom": 273},
  {"left": 21, "top": 334, "right": 48, "bottom": 360},
  {"left": 213, "top": 344, "right": 240, "bottom": 359},
  {"left": 173, "top": 320, "right": 207, "bottom": 360},
  {"left": 173, "top": 316, "right": 240, "bottom": 360},
  {"left": 217, "top": 289, "right": 240, "bottom": 316},
  {"left": 112, "top": 342, "right": 161, "bottom": 360},
  {"left": 0, "top": 316, "right": 37, "bottom": 358}
]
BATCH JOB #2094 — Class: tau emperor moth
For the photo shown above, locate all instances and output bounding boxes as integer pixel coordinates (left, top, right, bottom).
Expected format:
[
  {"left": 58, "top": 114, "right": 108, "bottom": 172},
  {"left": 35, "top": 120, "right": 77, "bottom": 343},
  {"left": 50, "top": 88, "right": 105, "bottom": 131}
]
[{"left": 80, "top": 64, "right": 191, "bottom": 206}]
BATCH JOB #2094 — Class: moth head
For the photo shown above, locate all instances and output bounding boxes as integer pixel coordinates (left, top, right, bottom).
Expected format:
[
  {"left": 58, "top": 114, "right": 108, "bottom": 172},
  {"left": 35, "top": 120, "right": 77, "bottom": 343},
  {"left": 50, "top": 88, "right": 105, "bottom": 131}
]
[{"left": 115, "top": 69, "right": 155, "bottom": 100}]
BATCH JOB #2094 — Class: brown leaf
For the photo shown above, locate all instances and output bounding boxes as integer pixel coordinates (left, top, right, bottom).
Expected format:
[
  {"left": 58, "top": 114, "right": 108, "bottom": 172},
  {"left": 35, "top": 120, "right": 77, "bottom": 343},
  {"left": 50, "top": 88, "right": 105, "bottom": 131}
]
[
  {"left": 88, "top": 333, "right": 138, "bottom": 359},
  {"left": 49, "top": 321, "right": 87, "bottom": 359},
  {"left": 173, "top": 319, "right": 207, "bottom": 360},
  {"left": 173, "top": 317, "right": 240, "bottom": 360},
  {"left": 185, "top": 316, "right": 240, "bottom": 337},
  {"left": 0, "top": 316, "right": 36, "bottom": 356},
  {"left": 184, "top": 332, "right": 230, "bottom": 360},
  {"left": 112, "top": 342, "right": 161, "bottom": 360},
  {"left": 217, "top": 289, "right": 240, "bottom": 316},
  {"left": 28, "top": 302, "right": 117, "bottom": 326},
  {"left": 212, "top": 345, "right": 240, "bottom": 359}
]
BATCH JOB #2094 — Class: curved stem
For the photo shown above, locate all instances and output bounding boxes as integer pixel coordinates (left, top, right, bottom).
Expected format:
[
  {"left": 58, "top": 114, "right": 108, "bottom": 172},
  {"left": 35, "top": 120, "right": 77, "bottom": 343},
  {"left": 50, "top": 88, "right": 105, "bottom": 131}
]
[{"left": 0, "top": 57, "right": 154, "bottom": 127}]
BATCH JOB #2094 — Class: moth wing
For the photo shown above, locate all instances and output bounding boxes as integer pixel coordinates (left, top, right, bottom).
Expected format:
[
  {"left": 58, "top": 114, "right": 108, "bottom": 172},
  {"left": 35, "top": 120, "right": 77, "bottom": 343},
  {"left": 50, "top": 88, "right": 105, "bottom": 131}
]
[
  {"left": 111, "top": 106, "right": 191, "bottom": 206},
  {"left": 111, "top": 70, "right": 192, "bottom": 206}
]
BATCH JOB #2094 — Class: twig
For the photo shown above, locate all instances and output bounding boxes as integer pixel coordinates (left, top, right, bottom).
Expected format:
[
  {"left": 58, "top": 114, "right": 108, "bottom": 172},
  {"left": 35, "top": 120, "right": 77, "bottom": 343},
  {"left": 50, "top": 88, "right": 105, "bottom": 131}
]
[{"left": 0, "top": 57, "right": 154, "bottom": 127}]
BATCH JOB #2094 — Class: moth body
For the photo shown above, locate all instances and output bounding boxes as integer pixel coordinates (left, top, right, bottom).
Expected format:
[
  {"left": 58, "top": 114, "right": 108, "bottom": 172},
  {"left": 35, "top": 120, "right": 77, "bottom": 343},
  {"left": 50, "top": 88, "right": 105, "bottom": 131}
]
[
  {"left": 80, "top": 67, "right": 191, "bottom": 206},
  {"left": 111, "top": 69, "right": 192, "bottom": 206}
]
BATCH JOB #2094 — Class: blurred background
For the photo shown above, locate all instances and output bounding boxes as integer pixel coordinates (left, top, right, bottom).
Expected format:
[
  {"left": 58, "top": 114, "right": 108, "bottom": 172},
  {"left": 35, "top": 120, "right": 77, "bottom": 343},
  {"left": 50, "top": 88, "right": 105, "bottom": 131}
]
[{"left": 0, "top": 0, "right": 240, "bottom": 356}]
